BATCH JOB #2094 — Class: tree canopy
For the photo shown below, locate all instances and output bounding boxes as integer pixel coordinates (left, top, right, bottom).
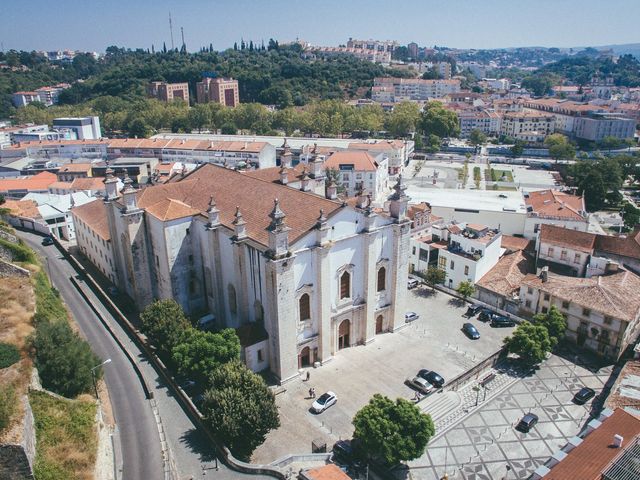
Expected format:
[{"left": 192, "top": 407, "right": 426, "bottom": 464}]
[
  {"left": 140, "top": 299, "right": 191, "bottom": 361},
  {"left": 533, "top": 306, "right": 567, "bottom": 343},
  {"left": 420, "top": 101, "right": 460, "bottom": 138},
  {"left": 352, "top": 394, "right": 435, "bottom": 466},
  {"left": 201, "top": 361, "right": 280, "bottom": 460},
  {"left": 504, "top": 322, "right": 553, "bottom": 365}
]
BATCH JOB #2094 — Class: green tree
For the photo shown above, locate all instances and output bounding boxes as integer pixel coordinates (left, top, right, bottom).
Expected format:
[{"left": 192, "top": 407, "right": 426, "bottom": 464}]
[
  {"left": 172, "top": 328, "right": 240, "bottom": 385},
  {"left": 533, "top": 305, "right": 567, "bottom": 342},
  {"left": 456, "top": 281, "right": 475, "bottom": 300},
  {"left": 187, "top": 104, "right": 212, "bottom": 133},
  {"left": 581, "top": 170, "right": 607, "bottom": 211},
  {"left": 201, "top": 361, "right": 280, "bottom": 460},
  {"left": 352, "top": 394, "right": 435, "bottom": 466},
  {"left": 622, "top": 202, "right": 640, "bottom": 230},
  {"left": 420, "top": 102, "right": 460, "bottom": 138},
  {"left": 469, "top": 129, "right": 487, "bottom": 146},
  {"left": 423, "top": 266, "right": 446, "bottom": 291},
  {"left": 127, "top": 117, "right": 153, "bottom": 138},
  {"left": 386, "top": 102, "right": 421, "bottom": 137},
  {"left": 510, "top": 140, "right": 525, "bottom": 158},
  {"left": 31, "top": 321, "right": 102, "bottom": 398},
  {"left": 140, "top": 299, "right": 191, "bottom": 360},
  {"left": 504, "top": 322, "right": 553, "bottom": 365},
  {"left": 544, "top": 134, "right": 575, "bottom": 163}
]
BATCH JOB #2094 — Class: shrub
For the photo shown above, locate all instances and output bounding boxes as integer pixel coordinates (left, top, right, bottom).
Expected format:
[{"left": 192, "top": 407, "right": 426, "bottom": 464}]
[
  {"left": 0, "top": 238, "right": 36, "bottom": 264},
  {"left": 33, "top": 271, "right": 67, "bottom": 323},
  {"left": 0, "top": 342, "right": 20, "bottom": 368},
  {"left": 0, "top": 384, "right": 17, "bottom": 433}
]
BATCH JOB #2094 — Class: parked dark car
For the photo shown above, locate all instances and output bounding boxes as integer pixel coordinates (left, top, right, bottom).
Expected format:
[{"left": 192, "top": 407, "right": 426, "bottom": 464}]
[
  {"left": 478, "top": 309, "right": 495, "bottom": 322},
  {"left": 516, "top": 413, "right": 539, "bottom": 433},
  {"left": 465, "top": 303, "right": 484, "bottom": 318},
  {"left": 462, "top": 322, "right": 480, "bottom": 339},
  {"left": 418, "top": 369, "right": 445, "bottom": 389},
  {"left": 41, "top": 236, "right": 54, "bottom": 246},
  {"left": 490, "top": 314, "right": 516, "bottom": 328},
  {"left": 572, "top": 387, "right": 596, "bottom": 405},
  {"left": 332, "top": 440, "right": 365, "bottom": 471}
]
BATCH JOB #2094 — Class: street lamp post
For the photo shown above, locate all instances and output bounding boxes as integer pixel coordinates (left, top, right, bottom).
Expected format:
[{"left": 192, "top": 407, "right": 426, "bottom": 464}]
[{"left": 91, "top": 358, "right": 112, "bottom": 399}]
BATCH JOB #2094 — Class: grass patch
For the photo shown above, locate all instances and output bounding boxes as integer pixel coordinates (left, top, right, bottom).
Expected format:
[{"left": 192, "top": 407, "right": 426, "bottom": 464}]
[
  {"left": 30, "top": 390, "right": 97, "bottom": 480},
  {"left": 490, "top": 168, "right": 514, "bottom": 182},
  {"left": 0, "top": 238, "right": 36, "bottom": 264},
  {"left": 0, "top": 383, "right": 17, "bottom": 433},
  {"left": 33, "top": 270, "right": 68, "bottom": 324}
]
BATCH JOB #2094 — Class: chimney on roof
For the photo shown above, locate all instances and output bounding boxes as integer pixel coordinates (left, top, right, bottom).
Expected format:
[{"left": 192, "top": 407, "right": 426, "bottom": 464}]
[
  {"left": 613, "top": 434, "right": 623, "bottom": 448},
  {"left": 540, "top": 266, "right": 549, "bottom": 283},
  {"left": 279, "top": 166, "right": 288, "bottom": 185},
  {"left": 121, "top": 173, "right": 139, "bottom": 213},
  {"left": 103, "top": 167, "right": 119, "bottom": 201},
  {"left": 605, "top": 261, "right": 619, "bottom": 274},
  {"left": 316, "top": 208, "right": 330, "bottom": 245}
]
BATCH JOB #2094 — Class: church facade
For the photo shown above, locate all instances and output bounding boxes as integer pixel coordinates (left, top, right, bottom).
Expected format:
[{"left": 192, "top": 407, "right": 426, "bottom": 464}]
[{"left": 77, "top": 161, "right": 411, "bottom": 383}]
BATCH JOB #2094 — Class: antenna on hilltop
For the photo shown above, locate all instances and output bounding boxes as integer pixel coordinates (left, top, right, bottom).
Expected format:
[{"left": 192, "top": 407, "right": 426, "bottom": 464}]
[
  {"left": 169, "top": 12, "right": 175, "bottom": 50},
  {"left": 181, "top": 26, "right": 185, "bottom": 51}
]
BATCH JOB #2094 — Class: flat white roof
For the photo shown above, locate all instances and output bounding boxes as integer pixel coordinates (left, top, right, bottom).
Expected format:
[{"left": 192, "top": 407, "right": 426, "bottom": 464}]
[{"left": 406, "top": 188, "right": 527, "bottom": 214}]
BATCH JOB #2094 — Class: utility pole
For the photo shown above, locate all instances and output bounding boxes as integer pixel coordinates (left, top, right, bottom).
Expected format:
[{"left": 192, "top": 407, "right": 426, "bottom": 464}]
[
  {"left": 181, "top": 26, "right": 185, "bottom": 51},
  {"left": 169, "top": 12, "right": 175, "bottom": 50}
]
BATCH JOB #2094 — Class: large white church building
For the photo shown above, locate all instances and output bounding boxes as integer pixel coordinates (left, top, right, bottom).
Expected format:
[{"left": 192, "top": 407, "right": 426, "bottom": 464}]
[{"left": 72, "top": 155, "right": 411, "bottom": 383}]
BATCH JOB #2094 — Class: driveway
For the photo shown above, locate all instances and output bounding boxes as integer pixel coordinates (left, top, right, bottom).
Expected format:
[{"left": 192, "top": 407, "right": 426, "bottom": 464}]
[{"left": 252, "top": 289, "right": 514, "bottom": 464}]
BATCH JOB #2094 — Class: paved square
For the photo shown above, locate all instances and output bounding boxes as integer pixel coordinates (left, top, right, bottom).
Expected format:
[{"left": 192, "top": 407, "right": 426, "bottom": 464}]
[
  {"left": 403, "top": 353, "right": 614, "bottom": 480},
  {"left": 253, "top": 289, "right": 514, "bottom": 463}
]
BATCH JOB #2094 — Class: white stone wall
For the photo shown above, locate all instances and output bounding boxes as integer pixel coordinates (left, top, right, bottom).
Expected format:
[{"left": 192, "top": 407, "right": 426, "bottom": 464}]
[{"left": 73, "top": 212, "right": 116, "bottom": 282}]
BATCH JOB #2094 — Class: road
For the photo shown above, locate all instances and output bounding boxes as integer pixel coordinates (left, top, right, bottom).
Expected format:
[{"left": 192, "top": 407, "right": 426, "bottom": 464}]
[
  {"left": 20, "top": 230, "right": 270, "bottom": 480},
  {"left": 20, "top": 231, "right": 163, "bottom": 480}
]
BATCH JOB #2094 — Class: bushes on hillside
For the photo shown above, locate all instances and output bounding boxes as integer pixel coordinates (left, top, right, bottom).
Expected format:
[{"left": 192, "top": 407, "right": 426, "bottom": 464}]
[
  {"left": 31, "top": 321, "right": 102, "bottom": 398},
  {"left": 0, "top": 342, "right": 20, "bottom": 369},
  {"left": 0, "top": 384, "right": 17, "bottom": 433},
  {"left": 0, "top": 238, "right": 36, "bottom": 264}
]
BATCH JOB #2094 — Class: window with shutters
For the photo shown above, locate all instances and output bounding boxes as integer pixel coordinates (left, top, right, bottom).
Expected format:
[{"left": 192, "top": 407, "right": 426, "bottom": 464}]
[
  {"left": 340, "top": 271, "right": 351, "bottom": 299},
  {"left": 299, "top": 293, "right": 310, "bottom": 322}
]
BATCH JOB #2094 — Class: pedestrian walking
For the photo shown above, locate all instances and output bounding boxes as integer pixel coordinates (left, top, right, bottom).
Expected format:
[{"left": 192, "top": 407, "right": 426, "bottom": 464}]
[
  {"left": 309, "top": 388, "right": 313, "bottom": 398},
  {"left": 311, "top": 387, "right": 316, "bottom": 398},
  {"left": 306, "top": 371, "right": 310, "bottom": 382}
]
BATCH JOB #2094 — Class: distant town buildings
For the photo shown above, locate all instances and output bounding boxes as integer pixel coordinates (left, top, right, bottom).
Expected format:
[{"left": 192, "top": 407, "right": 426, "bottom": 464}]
[
  {"left": 196, "top": 77, "right": 239, "bottom": 107},
  {"left": 12, "top": 83, "right": 71, "bottom": 107},
  {"left": 147, "top": 81, "right": 190, "bottom": 103},
  {"left": 372, "top": 77, "right": 461, "bottom": 102},
  {"left": 52, "top": 116, "right": 102, "bottom": 140}
]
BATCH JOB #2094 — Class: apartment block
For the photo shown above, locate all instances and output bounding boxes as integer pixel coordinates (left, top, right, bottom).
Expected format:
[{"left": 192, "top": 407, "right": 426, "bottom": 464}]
[
  {"left": 372, "top": 77, "right": 461, "bottom": 102},
  {"left": 196, "top": 77, "right": 239, "bottom": 107},
  {"left": 147, "top": 81, "right": 190, "bottom": 103},
  {"left": 500, "top": 111, "right": 555, "bottom": 138}
]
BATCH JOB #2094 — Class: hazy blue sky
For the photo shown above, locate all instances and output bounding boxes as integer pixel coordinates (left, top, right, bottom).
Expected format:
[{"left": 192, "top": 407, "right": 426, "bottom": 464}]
[{"left": 2, "top": 0, "right": 639, "bottom": 52}]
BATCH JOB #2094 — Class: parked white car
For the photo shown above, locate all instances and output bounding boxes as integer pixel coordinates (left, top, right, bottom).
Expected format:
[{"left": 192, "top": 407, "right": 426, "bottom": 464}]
[
  {"left": 311, "top": 391, "right": 337, "bottom": 413},
  {"left": 406, "top": 376, "right": 434, "bottom": 395},
  {"left": 405, "top": 312, "right": 419, "bottom": 323}
]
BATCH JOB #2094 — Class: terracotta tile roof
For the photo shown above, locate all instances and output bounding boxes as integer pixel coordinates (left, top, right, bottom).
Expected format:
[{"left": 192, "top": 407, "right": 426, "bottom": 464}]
[
  {"left": 1, "top": 199, "right": 41, "bottom": 219},
  {"left": 70, "top": 177, "right": 106, "bottom": 192},
  {"left": 349, "top": 140, "right": 404, "bottom": 151},
  {"left": 539, "top": 224, "right": 597, "bottom": 253},
  {"left": 521, "top": 269, "right": 640, "bottom": 322},
  {"left": 544, "top": 408, "right": 640, "bottom": 480},
  {"left": 324, "top": 150, "right": 379, "bottom": 172},
  {"left": 606, "top": 360, "right": 640, "bottom": 411},
  {"left": 477, "top": 250, "right": 531, "bottom": 297},
  {"left": 243, "top": 164, "right": 308, "bottom": 184},
  {"left": 135, "top": 163, "right": 343, "bottom": 246},
  {"left": 303, "top": 464, "right": 351, "bottom": 480},
  {"left": 145, "top": 198, "right": 201, "bottom": 221},
  {"left": 72, "top": 200, "right": 110, "bottom": 241},
  {"left": 107, "top": 138, "right": 169, "bottom": 149},
  {"left": 526, "top": 190, "right": 586, "bottom": 221},
  {"left": 501, "top": 235, "right": 534, "bottom": 252},
  {"left": 7, "top": 139, "right": 110, "bottom": 149},
  {"left": 58, "top": 163, "right": 93, "bottom": 173},
  {"left": 48, "top": 181, "right": 73, "bottom": 190},
  {"left": 0, "top": 171, "right": 58, "bottom": 193},
  {"left": 595, "top": 228, "right": 640, "bottom": 260},
  {"left": 163, "top": 138, "right": 269, "bottom": 153},
  {"left": 155, "top": 163, "right": 175, "bottom": 173}
]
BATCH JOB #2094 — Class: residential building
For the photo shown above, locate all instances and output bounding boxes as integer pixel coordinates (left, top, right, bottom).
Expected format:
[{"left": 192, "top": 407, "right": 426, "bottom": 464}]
[
  {"left": 0, "top": 124, "right": 47, "bottom": 149},
  {"left": 75, "top": 164, "right": 412, "bottom": 382},
  {"left": 56, "top": 162, "right": 93, "bottom": 182},
  {"left": 12, "top": 92, "right": 41, "bottom": 108},
  {"left": 523, "top": 189, "right": 589, "bottom": 239},
  {"left": 346, "top": 38, "right": 398, "bottom": 53},
  {"left": 407, "top": 42, "right": 419, "bottom": 59},
  {"left": 52, "top": 116, "right": 102, "bottom": 140},
  {"left": 91, "top": 157, "right": 159, "bottom": 185},
  {"left": 22, "top": 191, "right": 93, "bottom": 240},
  {"left": 323, "top": 150, "right": 389, "bottom": 203},
  {"left": 158, "top": 138, "right": 275, "bottom": 169},
  {"left": 0, "top": 171, "right": 58, "bottom": 199},
  {"left": 500, "top": 111, "right": 555, "bottom": 138},
  {"left": 531, "top": 408, "right": 640, "bottom": 480},
  {"left": 348, "top": 140, "right": 409, "bottom": 175},
  {"left": 196, "top": 77, "right": 239, "bottom": 107},
  {"left": 147, "top": 81, "right": 190, "bottom": 103},
  {"left": 519, "top": 267, "right": 640, "bottom": 359},
  {"left": 457, "top": 110, "right": 501, "bottom": 138},
  {"left": 407, "top": 203, "right": 445, "bottom": 274},
  {"left": 372, "top": 77, "right": 461, "bottom": 102},
  {"left": 436, "top": 223, "right": 502, "bottom": 290},
  {"left": 436, "top": 62, "right": 452, "bottom": 80},
  {"left": 12, "top": 83, "right": 70, "bottom": 107},
  {"left": 72, "top": 199, "right": 117, "bottom": 283},
  {"left": 0, "top": 139, "right": 109, "bottom": 161},
  {"left": 536, "top": 224, "right": 640, "bottom": 277},
  {"left": 10, "top": 130, "right": 62, "bottom": 143}
]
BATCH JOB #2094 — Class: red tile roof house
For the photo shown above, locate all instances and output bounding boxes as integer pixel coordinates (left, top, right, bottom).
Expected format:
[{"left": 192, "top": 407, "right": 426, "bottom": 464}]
[{"left": 531, "top": 408, "right": 640, "bottom": 480}]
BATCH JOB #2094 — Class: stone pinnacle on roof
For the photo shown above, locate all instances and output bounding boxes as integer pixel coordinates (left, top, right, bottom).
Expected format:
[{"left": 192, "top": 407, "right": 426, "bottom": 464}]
[
  {"left": 122, "top": 172, "right": 136, "bottom": 193},
  {"left": 317, "top": 208, "right": 327, "bottom": 225},
  {"left": 389, "top": 174, "right": 407, "bottom": 201},
  {"left": 268, "top": 198, "right": 288, "bottom": 231},
  {"left": 232, "top": 206, "right": 246, "bottom": 226},
  {"left": 207, "top": 195, "right": 217, "bottom": 212}
]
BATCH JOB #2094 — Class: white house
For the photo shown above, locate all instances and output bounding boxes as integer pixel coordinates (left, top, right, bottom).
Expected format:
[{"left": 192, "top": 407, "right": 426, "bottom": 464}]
[{"left": 323, "top": 150, "right": 389, "bottom": 204}]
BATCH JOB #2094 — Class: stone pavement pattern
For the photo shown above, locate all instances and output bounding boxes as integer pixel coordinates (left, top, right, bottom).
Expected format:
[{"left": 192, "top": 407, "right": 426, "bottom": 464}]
[{"left": 401, "top": 353, "right": 613, "bottom": 480}]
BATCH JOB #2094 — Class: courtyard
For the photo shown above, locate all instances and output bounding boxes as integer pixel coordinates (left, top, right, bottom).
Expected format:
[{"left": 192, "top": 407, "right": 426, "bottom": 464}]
[{"left": 252, "top": 288, "right": 516, "bottom": 464}]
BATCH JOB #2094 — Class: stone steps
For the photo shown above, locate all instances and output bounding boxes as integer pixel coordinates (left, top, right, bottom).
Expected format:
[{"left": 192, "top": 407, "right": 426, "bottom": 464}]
[{"left": 419, "top": 390, "right": 461, "bottom": 422}]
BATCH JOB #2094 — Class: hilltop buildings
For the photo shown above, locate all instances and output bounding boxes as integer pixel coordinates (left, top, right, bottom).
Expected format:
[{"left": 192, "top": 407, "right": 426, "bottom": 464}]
[
  {"left": 196, "top": 77, "right": 240, "bottom": 107},
  {"left": 147, "top": 82, "right": 190, "bottom": 103}
]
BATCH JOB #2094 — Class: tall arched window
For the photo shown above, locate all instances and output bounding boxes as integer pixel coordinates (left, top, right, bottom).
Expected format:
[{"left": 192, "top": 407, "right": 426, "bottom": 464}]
[
  {"left": 299, "top": 293, "right": 310, "bottom": 322},
  {"left": 377, "top": 266, "right": 386, "bottom": 292},
  {"left": 228, "top": 284, "right": 237, "bottom": 315},
  {"left": 340, "top": 271, "right": 351, "bottom": 299}
]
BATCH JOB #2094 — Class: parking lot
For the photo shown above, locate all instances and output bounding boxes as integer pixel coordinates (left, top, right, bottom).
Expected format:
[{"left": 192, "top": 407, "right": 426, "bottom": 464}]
[
  {"left": 252, "top": 288, "right": 515, "bottom": 464},
  {"left": 400, "top": 351, "right": 614, "bottom": 480}
]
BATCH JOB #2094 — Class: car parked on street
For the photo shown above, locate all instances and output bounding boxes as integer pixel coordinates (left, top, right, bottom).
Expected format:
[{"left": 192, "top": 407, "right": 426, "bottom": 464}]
[
  {"left": 462, "top": 322, "right": 480, "bottom": 339},
  {"left": 490, "top": 314, "right": 516, "bottom": 328},
  {"left": 41, "top": 236, "right": 54, "bottom": 246},
  {"left": 407, "top": 278, "right": 420, "bottom": 289},
  {"left": 478, "top": 309, "right": 495, "bottom": 322},
  {"left": 516, "top": 413, "right": 539, "bottom": 433},
  {"left": 406, "top": 376, "right": 435, "bottom": 395},
  {"left": 418, "top": 369, "right": 445, "bottom": 388},
  {"left": 405, "top": 311, "right": 419, "bottom": 323},
  {"left": 312, "top": 391, "right": 337, "bottom": 413},
  {"left": 572, "top": 387, "right": 596, "bottom": 405},
  {"left": 465, "top": 303, "right": 484, "bottom": 318}
]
